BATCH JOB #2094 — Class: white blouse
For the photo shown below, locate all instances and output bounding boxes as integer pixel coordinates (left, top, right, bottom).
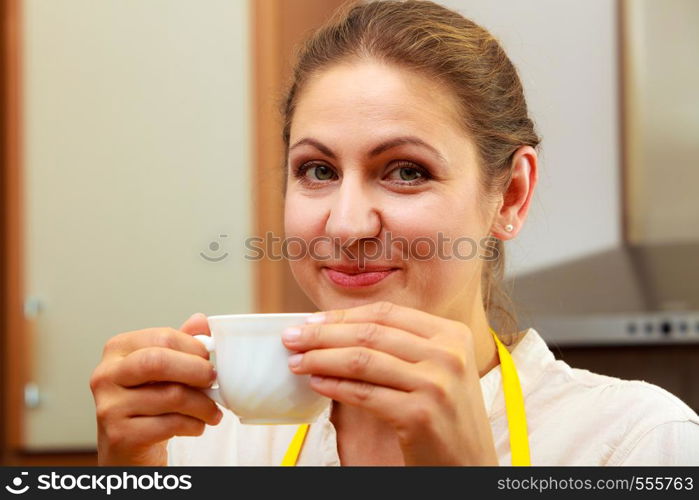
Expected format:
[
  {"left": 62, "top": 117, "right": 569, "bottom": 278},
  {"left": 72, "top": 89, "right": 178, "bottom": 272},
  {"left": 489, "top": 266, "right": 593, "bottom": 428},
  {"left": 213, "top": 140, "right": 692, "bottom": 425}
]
[{"left": 167, "top": 327, "right": 699, "bottom": 466}]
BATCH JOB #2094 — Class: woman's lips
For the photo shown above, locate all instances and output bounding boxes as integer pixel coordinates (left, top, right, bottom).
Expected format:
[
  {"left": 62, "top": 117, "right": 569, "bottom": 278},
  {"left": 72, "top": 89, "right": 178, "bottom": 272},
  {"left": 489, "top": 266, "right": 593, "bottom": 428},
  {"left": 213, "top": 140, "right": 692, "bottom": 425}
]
[{"left": 322, "top": 267, "right": 397, "bottom": 288}]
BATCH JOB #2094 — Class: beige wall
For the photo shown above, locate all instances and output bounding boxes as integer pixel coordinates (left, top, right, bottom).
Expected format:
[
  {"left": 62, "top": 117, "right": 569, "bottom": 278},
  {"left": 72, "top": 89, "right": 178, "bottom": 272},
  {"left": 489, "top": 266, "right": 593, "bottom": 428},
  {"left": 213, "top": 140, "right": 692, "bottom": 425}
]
[{"left": 23, "top": 0, "right": 251, "bottom": 449}]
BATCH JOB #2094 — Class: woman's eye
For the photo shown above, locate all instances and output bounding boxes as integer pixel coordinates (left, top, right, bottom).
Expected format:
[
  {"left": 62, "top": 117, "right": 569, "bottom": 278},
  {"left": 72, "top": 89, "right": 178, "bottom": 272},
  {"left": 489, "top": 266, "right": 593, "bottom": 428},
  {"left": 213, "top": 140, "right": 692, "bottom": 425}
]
[
  {"left": 294, "top": 162, "right": 337, "bottom": 184},
  {"left": 386, "top": 162, "right": 429, "bottom": 184},
  {"left": 310, "top": 164, "right": 335, "bottom": 181}
]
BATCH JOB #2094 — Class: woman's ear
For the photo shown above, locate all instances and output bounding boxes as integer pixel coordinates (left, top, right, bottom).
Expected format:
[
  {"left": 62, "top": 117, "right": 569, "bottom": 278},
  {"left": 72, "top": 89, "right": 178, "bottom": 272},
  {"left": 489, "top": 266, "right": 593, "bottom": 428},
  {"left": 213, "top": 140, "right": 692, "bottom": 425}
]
[{"left": 490, "top": 145, "right": 538, "bottom": 240}]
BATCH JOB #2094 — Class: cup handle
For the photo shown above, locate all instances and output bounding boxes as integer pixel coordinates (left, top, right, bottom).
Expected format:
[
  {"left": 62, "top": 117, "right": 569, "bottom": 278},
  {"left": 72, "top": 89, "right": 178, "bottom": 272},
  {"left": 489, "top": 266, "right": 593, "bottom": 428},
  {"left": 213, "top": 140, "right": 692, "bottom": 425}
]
[{"left": 193, "top": 335, "right": 226, "bottom": 407}]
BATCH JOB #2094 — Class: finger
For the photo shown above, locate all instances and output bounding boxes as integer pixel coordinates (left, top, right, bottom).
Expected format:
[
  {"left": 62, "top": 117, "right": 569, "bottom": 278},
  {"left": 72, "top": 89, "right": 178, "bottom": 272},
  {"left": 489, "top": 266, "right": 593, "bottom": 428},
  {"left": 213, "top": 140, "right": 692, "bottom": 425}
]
[
  {"left": 309, "top": 375, "right": 409, "bottom": 424},
  {"left": 113, "top": 347, "right": 216, "bottom": 388},
  {"left": 282, "top": 322, "right": 441, "bottom": 363},
  {"left": 179, "top": 312, "right": 210, "bottom": 336},
  {"left": 306, "top": 301, "right": 452, "bottom": 339},
  {"left": 104, "top": 327, "right": 209, "bottom": 359},
  {"left": 119, "top": 414, "right": 209, "bottom": 448},
  {"left": 289, "top": 347, "right": 422, "bottom": 391},
  {"left": 122, "top": 383, "right": 222, "bottom": 426}
]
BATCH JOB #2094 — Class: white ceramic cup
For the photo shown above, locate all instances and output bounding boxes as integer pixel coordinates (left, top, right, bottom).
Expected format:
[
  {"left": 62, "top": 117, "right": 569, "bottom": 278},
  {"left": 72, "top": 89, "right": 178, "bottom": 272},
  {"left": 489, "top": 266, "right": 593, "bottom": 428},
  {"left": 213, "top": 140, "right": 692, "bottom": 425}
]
[{"left": 193, "top": 313, "right": 330, "bottom": 424}]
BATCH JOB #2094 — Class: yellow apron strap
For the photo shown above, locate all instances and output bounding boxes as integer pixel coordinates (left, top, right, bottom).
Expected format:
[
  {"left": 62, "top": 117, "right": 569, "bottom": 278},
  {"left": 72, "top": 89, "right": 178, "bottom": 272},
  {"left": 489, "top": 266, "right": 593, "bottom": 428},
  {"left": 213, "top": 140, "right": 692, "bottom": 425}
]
[
  {"left": 280, "top": 329, "right": 530, "bottom": 466},
  {"left": 280, "top": 423, "right": 309, "bottom": 466},
  {"left": 491, "top": 328, "right": 531, "bottom": 466}
]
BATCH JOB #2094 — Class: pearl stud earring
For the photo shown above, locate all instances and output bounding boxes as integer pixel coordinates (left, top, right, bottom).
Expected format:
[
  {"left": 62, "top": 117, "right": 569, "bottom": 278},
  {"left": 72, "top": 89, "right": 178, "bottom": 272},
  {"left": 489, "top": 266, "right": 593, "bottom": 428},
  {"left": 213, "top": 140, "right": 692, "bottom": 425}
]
[{"left": 505, "top": 224, "right": 514, "bottom": 232}]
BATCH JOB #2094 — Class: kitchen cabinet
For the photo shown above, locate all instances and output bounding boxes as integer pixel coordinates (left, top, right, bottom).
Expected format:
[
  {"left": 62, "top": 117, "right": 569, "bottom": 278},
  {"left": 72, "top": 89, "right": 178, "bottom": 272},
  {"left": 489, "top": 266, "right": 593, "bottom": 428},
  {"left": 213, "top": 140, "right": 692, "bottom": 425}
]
[{"left": 17, "top": 0, "right": 252, "bottom": 450}]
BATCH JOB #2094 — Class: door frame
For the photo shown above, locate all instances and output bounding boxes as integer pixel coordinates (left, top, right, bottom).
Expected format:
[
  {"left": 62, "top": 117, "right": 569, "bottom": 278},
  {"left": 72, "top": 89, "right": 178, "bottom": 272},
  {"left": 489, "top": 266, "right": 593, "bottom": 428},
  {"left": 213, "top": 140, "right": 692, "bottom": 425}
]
[
  {"left": 251, "top": 0, "right": 347, "bottom": 314},
  {"left": 1, "top": 0, "right": 27, "bottom": 465}
]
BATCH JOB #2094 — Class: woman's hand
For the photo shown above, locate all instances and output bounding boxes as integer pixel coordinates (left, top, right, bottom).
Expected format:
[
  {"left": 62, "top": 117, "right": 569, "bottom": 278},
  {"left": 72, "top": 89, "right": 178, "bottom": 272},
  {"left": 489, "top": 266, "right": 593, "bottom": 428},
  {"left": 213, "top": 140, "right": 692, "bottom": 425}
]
[
  {"left": 89, "top": 313, "right": 222, "bottom": 466},
  {"left": 282, "top": 301, "right": 498, "bottom": 465}
]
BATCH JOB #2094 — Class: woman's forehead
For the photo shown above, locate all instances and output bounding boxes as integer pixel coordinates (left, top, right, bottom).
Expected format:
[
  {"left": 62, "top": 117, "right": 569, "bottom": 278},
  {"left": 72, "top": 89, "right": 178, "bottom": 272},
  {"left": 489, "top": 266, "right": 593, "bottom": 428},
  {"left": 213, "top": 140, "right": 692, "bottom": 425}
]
[
  {"left": 289, "top": 66, "right": 471, "bottom": 161},
  {"left": 291, "top": 61, "right": 463, "bottom": 135}
]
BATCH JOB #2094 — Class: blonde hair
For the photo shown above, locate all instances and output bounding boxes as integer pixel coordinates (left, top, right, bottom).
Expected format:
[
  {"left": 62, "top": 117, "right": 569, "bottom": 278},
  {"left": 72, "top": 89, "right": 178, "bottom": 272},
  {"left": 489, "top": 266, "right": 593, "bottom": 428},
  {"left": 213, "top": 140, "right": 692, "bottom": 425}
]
[{"left": 280, "top": 0, "right": 541, "bottom": 343}]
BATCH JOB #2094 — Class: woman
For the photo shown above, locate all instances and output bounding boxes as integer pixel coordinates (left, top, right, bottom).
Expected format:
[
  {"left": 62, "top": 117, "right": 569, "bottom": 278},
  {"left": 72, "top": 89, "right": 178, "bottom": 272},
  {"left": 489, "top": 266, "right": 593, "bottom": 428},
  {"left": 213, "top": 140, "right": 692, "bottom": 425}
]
[{"left": 90, "top": 0, "right": 699, "bottom": 466}]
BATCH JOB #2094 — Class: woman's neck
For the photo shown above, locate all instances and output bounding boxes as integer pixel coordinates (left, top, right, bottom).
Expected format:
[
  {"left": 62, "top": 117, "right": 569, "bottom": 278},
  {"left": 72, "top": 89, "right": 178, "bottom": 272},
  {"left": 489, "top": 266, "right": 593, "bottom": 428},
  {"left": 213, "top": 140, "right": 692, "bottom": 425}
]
[
  {"left": 445, "top": 290, "right": 500, "bottom": 379},
  {"left": 471, "top": 309, "right": 500, "bottom": 379}
]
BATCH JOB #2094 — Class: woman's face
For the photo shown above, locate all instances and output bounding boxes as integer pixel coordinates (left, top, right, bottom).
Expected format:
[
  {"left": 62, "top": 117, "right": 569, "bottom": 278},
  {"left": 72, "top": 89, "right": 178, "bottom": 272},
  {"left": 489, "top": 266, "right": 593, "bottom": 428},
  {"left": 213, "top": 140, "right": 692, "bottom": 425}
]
[{"left": 284, "top": 60, "right": 496, "bottom": 321}]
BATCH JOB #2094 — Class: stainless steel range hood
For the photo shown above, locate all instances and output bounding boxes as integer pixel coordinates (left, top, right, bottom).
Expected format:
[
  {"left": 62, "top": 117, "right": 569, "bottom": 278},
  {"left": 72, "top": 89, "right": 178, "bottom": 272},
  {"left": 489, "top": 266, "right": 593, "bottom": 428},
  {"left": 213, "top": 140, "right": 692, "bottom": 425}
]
[
  {"left": 509, "top": 0, "right": 699, "bottom": 346},
  {"left": 513, "top": 243, "right": 699, "bottom": 315},
  {"left": 511, "top": 243, "right": 699, "bottom": 345}
]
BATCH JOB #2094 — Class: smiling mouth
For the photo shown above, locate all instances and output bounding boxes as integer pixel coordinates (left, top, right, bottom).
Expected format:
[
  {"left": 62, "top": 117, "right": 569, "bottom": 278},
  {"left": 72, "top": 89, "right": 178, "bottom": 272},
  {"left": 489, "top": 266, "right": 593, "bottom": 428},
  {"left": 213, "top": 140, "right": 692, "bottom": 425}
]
[{"left": 322, "top": 267, "right": 398, "bottom": 288}]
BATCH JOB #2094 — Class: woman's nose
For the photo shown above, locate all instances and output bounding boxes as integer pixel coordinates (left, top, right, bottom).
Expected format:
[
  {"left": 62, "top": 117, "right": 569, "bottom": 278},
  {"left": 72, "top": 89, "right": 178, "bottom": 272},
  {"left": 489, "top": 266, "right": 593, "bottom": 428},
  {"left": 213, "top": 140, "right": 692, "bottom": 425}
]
[{"left": 324, "top": 177, "right": 381, "bottom": 244}]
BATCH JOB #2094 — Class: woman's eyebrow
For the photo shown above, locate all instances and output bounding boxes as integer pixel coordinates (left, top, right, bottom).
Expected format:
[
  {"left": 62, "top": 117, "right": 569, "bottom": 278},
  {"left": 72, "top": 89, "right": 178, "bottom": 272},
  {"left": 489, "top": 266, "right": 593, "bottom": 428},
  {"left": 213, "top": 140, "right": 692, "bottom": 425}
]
[{"left": 289, "top": 136, "right": 447, "bottom": 164}]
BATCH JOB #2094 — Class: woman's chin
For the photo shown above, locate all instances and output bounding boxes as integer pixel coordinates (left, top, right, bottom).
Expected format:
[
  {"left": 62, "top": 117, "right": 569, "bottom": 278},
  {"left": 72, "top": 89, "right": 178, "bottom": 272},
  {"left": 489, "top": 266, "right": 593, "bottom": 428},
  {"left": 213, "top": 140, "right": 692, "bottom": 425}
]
[{"left": 309, "top": 274, "right": 406, "bottom": 310}]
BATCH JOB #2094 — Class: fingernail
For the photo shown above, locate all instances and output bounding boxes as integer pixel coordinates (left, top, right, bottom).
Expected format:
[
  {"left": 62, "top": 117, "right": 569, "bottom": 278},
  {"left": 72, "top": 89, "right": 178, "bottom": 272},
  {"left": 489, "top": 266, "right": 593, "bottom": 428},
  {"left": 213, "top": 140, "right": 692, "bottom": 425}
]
[
  {"left": 282, "top": 327, "right": 301, "bottom": 342},
  {"left": 305, "top": 313, "right": 325, "bottom": 324},
  {"left": 288, "top": 353, "right": 303, "bottom": 367},
  {"left": 210, "top": 369, "right": 218, "bottom": 381},
  {"left": 213, "top": 408, "right": 223, "bottom": 424},
  {"left": 310, "top": 375, "right": 324, "bottom": 384}
]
